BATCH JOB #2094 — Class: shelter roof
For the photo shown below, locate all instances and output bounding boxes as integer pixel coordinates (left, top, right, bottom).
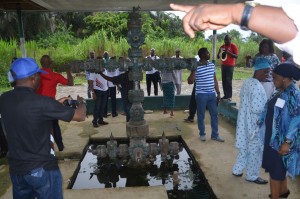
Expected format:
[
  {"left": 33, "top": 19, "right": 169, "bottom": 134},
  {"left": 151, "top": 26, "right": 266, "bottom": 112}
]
[{"left": 0, "top": 0, "right": 241, "bottom": 12}]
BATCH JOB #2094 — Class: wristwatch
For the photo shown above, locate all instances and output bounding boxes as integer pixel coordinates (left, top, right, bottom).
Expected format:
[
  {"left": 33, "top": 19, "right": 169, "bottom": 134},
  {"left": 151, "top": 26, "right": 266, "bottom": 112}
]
[
  {"left": 240, "top": 1, "right": 259, "bottom": 31},
  {"left": 284, "top": 138, "right": 292, "bottom": 145}
]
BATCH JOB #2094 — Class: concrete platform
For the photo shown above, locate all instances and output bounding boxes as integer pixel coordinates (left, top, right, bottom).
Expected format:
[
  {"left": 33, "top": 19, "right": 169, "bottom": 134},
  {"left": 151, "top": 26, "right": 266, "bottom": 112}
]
[{"left": 1, "top": 110, "right": 300, "bottom": 199}]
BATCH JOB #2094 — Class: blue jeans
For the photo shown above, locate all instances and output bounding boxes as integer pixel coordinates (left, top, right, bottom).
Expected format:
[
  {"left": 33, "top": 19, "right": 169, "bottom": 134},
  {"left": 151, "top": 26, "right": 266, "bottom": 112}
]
[
  {"left": 10, "top": 168, "right": 63, "bottom": 199},
  {"left": 196, "top": 93, "right": 219, "bottom": 138}
]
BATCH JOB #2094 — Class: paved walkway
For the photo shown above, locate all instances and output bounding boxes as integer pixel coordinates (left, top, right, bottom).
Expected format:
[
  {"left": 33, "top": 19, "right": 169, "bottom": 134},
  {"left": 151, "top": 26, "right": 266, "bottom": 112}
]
[
  {"left": 1, "top": 109, "right": 300, "bottom": 199},
  {"left": 1, "top": 80, "right": 300, "bottom": 198}
]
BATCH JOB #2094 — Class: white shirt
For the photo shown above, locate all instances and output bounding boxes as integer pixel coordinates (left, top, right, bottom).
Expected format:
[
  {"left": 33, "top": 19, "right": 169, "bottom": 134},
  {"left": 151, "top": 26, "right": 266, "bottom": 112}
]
[
  {"left": 89, "top": 72, "right": 108, "bottom": 91},
  {"left": 104, "top": 69, "right": 120, "bottom": 87},
  {"left": 145, "top": 55, "right": 159, "bottom": 74}
]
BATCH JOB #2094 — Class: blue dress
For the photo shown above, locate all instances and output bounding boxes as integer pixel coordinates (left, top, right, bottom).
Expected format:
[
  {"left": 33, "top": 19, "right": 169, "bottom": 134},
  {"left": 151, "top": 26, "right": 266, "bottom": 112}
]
[
  {"left": 262, "top": 94, "right": 286, "bottom": 180},
  {"left": 259, "top": 83, "right": 300, "bottom": 178}
]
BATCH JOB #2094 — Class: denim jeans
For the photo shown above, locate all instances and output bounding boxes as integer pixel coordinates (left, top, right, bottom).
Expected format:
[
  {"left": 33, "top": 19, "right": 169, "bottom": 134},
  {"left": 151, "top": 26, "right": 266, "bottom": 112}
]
[
  {"left": 196, "top": 93, "right": 219, "bottom": 138},
  {"left": 10, "top": 168, "right": 63, "bottom": 199}
]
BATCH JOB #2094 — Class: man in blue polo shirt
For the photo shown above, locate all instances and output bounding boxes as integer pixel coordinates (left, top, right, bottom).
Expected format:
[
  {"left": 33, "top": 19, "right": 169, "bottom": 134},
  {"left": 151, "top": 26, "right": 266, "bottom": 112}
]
[{"left": 0, "top": 58, "right": 86, "bottom": 199}]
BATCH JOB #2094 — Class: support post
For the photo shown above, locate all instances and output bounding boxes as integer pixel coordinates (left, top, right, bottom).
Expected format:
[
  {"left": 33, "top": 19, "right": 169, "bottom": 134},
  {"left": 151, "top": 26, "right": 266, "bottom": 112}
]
[
  {"left": 17, "top": 6, "right": 26, "bottom": 58},
  {"left": 212, "top": 30, "right": 217, "bottom": 64}
]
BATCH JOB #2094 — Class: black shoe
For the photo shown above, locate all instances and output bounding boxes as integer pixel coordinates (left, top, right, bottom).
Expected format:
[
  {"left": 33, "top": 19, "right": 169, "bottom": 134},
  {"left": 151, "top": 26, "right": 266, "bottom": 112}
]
[
  {"left": 232, "top": 173, "right": 243, "bottom": 177},
  {"left": 93, "top": 123, "right": 99, "bottom": 128},
  {"left": 98, "top": 121, "right": 109, "bottom": 125},
  {"left": 57, "top": 144, "right": 64, "bottom": 151},
  {"left": 269, "top": 190, "right": 290, "bottom": 198},
  {"left": 246, "top": 177, "right": 268, "bottom": 185},
  {"left": 112, "top": 113, "right": 118, "bottom": 117},
  {"left": 184, "top": 118, "right": 194, "bottom": 123}
]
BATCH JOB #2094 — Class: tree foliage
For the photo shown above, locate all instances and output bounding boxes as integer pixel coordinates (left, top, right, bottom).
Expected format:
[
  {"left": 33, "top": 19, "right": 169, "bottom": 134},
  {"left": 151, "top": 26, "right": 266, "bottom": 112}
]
[
  {"left": 83, "top": 12, "right": 129, "bottom": 38},
  {"left": 0, "top": 12, "right": 52, "bottom": 40}
]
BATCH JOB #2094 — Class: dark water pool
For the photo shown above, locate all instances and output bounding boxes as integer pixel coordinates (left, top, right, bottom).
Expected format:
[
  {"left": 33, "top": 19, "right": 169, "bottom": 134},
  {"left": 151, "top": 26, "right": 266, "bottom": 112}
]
[{"left": 68, "top": 136, "right": 217, "bottom": 199}]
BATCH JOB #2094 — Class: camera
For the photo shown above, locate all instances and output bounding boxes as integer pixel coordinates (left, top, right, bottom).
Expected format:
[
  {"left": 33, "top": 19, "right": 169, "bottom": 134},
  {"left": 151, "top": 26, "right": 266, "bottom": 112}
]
[{"left": 63, "top": 99, "right": 78, "bottom": 108}]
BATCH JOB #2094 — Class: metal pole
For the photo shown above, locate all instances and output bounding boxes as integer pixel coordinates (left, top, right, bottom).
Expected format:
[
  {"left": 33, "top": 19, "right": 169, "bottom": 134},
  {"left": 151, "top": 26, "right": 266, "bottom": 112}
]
[
  {"left": 212, "top": 30, "right": 217, "bottom": 64},
  {"left": 17, "top": 6, "right": 26, "bottom": 58}
]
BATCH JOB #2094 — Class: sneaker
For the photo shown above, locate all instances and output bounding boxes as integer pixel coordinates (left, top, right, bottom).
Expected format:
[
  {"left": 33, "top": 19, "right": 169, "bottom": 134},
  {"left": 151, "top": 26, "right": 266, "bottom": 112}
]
[
  {"left": 200, "top": 135, "right": 206, "bottom": 141},
  {"left": 211, "top": 136, "right": 225, "bottom": 142},
  {"left": 93, "top": 123, "right": 99, "bottom": 128},
  {"left": 184, "top": 118, "right": 194, "bottom": 123},
  {"left": 98, "top": 121, "right": 109, "bottom": 125}
]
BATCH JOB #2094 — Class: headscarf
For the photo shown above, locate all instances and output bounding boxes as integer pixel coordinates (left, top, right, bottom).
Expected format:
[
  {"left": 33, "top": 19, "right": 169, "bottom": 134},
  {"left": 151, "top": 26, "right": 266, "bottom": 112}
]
[{"left": 273, "top": 63, "right": 300, "bottom": 81}]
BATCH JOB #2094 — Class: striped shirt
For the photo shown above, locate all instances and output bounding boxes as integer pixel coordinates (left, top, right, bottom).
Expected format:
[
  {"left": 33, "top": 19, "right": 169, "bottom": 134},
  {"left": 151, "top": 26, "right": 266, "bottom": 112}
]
[{"left": 195, "top": 61, "right": 216, "bottom": 94}]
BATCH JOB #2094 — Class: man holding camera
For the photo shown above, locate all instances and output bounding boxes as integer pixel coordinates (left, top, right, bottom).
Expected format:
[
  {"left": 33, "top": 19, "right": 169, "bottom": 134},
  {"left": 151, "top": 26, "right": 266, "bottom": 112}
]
[
  {"left": 0, "top": 58, "right": 86, "bottom": 199},
  {"left": 37, "top": 55, "right": 74, "bottom": 151}
]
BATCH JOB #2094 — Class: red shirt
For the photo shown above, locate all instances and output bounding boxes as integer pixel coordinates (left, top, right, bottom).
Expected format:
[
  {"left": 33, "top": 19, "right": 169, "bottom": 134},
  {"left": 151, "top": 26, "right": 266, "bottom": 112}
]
[
  {"left": 37, "top": 68, "right": 68, "bottom": 99},
  {"left": 220, "top": 43, "right": 238, "bottom": 67}
]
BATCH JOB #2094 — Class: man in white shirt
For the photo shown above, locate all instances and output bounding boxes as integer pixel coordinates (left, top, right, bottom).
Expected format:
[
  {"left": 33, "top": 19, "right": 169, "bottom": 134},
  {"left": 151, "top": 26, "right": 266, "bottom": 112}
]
[
  {"left": 145, "top": 48, "right": 160, "bottom": 96},
  {"left": 88, "top": 72, "right": 109, "bottom": 127}
]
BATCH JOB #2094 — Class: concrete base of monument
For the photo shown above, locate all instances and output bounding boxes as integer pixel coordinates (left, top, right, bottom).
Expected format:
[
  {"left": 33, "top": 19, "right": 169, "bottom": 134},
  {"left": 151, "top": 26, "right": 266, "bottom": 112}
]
[
  {"left": 1, "top": 110, "right": 300, "bottom": 199},
  {"left": 126, "top": 122, "right": 149, "bottom": 137}
]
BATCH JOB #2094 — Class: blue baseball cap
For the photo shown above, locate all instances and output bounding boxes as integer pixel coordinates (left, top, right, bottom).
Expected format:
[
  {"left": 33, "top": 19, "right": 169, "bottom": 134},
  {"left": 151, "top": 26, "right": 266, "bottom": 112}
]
[{"left": 10, "top": 58, "right": 48, "bottom": 80}]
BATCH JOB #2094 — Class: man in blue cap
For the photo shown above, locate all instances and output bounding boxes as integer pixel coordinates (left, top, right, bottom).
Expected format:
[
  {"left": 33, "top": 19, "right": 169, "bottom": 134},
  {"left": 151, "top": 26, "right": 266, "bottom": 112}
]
[
  {"left": 232, "top": 58, "right": 271, "bottom": 185},
  {"left": 0, "top": 58, "right": 86, "bottom": 199}
]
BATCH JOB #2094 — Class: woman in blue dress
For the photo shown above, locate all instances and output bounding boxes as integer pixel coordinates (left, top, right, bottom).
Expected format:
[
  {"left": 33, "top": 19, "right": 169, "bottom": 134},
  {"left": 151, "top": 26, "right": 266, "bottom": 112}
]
[{"left": 258, "top": 63, "right": 300, "bottom": 198}]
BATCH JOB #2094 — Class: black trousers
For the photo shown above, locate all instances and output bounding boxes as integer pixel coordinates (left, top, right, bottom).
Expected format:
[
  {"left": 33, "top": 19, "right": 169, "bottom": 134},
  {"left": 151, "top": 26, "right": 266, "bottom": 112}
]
[
  {"left": 0, "top": 119, "right": 8, "bottom": 156},
  {"left": 146, "top": 72, "right": 160, "bottom": 96},
  {"left": 104, "top": 87, "right": 117, "bottom": 115},
  {"left": 188, "top": 84, "right": 197, "bottom": 120},
  {"left": 52, "top": 120, "right": 64, "bottom": 151},
  {"left": 221, "top": 65, "right": 234, "bottom": 99},
  {"left": 93, "top": 90, "right": 108, "bottom": 124}
]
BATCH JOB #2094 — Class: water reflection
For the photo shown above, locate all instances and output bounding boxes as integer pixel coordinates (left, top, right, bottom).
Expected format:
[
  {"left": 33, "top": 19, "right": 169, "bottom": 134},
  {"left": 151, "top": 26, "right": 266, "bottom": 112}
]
[{"left": 72, "top": 145, "right": 213, "bottom": 198}]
